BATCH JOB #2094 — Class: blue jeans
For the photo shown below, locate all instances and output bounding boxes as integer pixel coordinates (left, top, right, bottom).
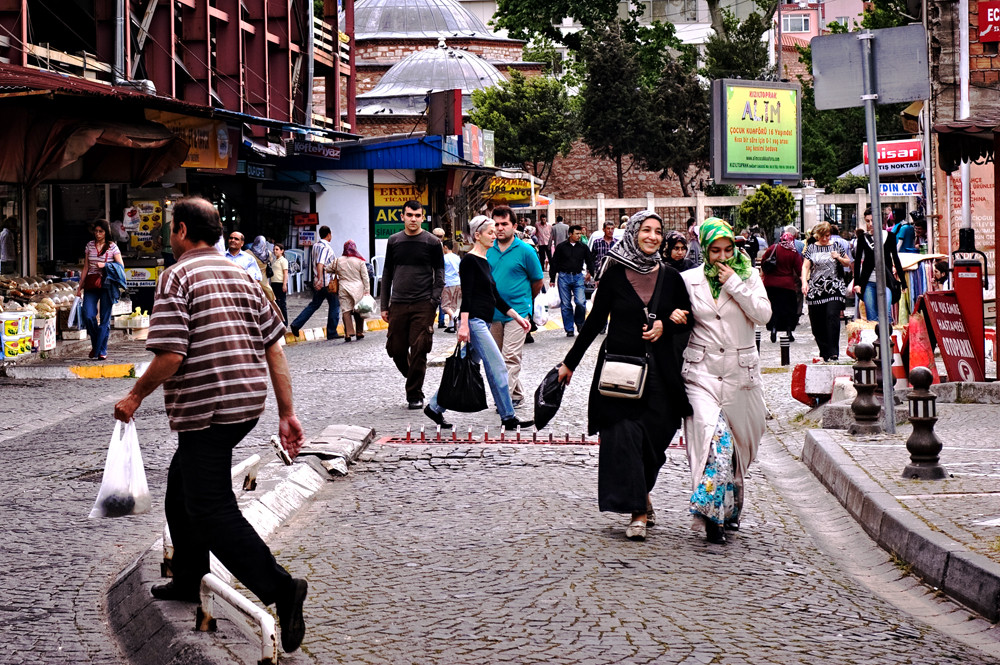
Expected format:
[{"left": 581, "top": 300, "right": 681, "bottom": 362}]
[
  {"left": 429, "top": 317, "right": 515, "bottom": 420},
  {"left": 82, "top": 287, "right": 113, "bottom": 357},
  {"left": 557, "top": 272, "right": 586, "bottom": 333},
  {"left": 861, "top": 282, "right": 893, "bottom": 326},
  {"left": 291, "top": 285, "right": 340, "bottom": 338}
]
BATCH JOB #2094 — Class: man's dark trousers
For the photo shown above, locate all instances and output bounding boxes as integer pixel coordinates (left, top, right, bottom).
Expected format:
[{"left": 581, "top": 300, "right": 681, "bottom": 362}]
[
  {"left": 386, "top": 301, "right": 437, "bottom": 402},
  {"left": 291, "top": 285, "right": 341, "bottom": 338},
  {"left": 166, "top": 419, "right": 292, "bottom": 604}
]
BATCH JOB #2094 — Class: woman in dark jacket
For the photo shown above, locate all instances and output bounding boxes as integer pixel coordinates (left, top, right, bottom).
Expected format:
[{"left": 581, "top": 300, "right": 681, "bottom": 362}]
[
  {"left": 557, "top": 211, "right": 692, "bottom": 542},
  {"left": 760, "top": 232, "right": 804, "bottom": 343},
  {"left": 853, "top": 209, "right": 906, "bottom": 325}
]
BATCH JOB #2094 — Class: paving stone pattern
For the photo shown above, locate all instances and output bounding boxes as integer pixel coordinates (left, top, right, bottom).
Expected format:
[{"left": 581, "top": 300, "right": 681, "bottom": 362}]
[{"left": 3, "top": 293, "right": 999, "bottom": 664}]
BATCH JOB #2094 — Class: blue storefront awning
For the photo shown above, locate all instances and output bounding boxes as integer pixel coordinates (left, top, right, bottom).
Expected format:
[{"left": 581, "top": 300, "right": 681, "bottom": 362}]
[{"left": 281, "top": 135, "right": 449, "bottom": 171}]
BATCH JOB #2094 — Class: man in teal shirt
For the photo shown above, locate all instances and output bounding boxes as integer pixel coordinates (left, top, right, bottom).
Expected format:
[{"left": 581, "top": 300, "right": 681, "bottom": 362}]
[{"left": 487, "top": 205, "right": 545, "bottom": 407}]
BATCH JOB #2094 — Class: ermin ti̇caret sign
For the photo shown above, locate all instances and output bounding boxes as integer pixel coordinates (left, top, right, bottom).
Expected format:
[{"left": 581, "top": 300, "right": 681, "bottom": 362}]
[
  {"left": 921, "top": 292, "right": 986, "bottom": 381},
  {"left": 981, "top": 1, "right": 1000, "bottom": 42}
]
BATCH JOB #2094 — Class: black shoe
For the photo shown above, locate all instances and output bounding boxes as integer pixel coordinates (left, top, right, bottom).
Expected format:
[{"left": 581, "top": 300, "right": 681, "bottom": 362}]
[
  {"left": 328, "top": 334, "right": 343, "bottom": 340},
  {"left": 290, "top": 326, "right": 300, "bottom": 337},
  {"left": 343, "top": 336, "right": 353, "bottom": 343},
  {"left": 276, "top": 578, "right": 308, "bottom": 653},
  {"left": 787, "top": 332, "right": 795, "bottom": 343},
  {"left": 566, "top": 331, "right": 574, "bottom": 338},
  {"left": 151, "top": 581, "right": 200, "bottom": 603},
  {"left": 502, "top": 417, "right": 534, "bottom": 430},
  {"left": 770, "top": 329, "right": 777, "bottom": 343},
  {"left": 407, "top": 400, "right": 424, "bottom": 410},
  {"left": 705, "top": 521, "right": 727, "bottom": 544},
  {"left": 445, "top": 326, "right": 455, "bottom": 333},
  {"left": 525, "top": 333, "right": 534, "bottom": 344},
  {"left": 424, "top": 405, "right": 452, "bottom": 428},
  {"left": 724, "top": 519, "right": 741, "bottom": 531}
]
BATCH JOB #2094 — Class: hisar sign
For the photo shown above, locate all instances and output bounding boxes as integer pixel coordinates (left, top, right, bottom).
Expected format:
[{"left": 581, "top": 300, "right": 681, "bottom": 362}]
[
  {"left": 863, "top": 139, "right": 923, "bottom": 175},
  {"left": 710, "top": 79, "right": 802, "bottom": 183}
]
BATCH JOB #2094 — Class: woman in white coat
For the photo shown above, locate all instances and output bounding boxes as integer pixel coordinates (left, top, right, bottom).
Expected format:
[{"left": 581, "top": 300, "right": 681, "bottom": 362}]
[{"left": 680, "top": 218, "right": 771, "bottom": 545}]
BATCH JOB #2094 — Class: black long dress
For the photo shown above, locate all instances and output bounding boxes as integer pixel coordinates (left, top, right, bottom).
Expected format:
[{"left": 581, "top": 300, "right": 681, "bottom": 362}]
[{"left": 562, "top": 262, "right": 693, "bottom": 513}]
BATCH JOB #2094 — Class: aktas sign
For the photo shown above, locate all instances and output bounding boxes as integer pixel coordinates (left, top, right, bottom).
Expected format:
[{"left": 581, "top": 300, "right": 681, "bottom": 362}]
[{"left": 863, "top": 139, "right": 922, "bottom": 175}]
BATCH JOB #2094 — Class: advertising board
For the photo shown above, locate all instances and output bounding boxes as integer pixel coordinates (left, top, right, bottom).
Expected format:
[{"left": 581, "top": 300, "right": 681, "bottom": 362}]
[
  {"left": 710, "top": 79, "right": 801, "bottom": 183},
  {"left": 863, "top": 139, "right": 922, "bottom": 175},
  {"left": 373, "top": 184, "right": 430, "bottom": 239},
  {"left": 921, "top": 292, "right": 986, "bottom": 381}
]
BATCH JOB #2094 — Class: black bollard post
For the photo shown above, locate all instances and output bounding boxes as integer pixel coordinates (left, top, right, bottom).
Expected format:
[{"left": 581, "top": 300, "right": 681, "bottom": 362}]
[
  {"left": 780, "top": 333, "right": 791, "bottom": 366},
  {"left": 849, "top": 342, "right": 882, "bottom": 435},
  {"left": 755, "top": 327, "right": 761, "bottom": 353},
  {"left": 902, "top": 367, "right": 947, "bottom": 480}
]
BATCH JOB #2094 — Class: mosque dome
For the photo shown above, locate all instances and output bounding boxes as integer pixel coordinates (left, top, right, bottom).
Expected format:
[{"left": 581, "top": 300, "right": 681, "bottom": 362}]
[
  {"left": 357, "top": 40, "right": 506, "bottom": 115},
  {"left": 347, "top": 0, "right": 505, "bottom": 41}
]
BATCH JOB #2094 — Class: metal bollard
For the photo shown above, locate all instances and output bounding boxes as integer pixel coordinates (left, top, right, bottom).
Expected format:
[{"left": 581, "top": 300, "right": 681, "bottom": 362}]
[
  {"left": 902, "top": 367, "right": 947, "bottom": 480},
  {"left": 755, "top": 327, "right": 761, "bottom": 353},
  {"left": 779, "top": 333, "right": 791, "bottom": 366},
  {"left": 849, "top": 342, "right": 882, "bottom": 435}
]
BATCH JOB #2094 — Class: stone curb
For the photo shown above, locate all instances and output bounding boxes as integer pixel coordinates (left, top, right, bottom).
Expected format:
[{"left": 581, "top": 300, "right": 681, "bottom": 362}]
[
  {"left": 803, "top": 429, "right": 1000, "bottom": 621},
  {"left": 107, "top": 425, "right": 374, "bottom": 665}
]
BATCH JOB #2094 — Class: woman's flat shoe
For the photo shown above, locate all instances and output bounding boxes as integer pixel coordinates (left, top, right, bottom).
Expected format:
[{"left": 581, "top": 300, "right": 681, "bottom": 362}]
[
  {"left": 705, "top": 521, "right": 727, "bottom": 544},
  {"left": 355, "top": 333, "right": 364, "bottom": 339},
  {"left": 646, "top": 505, "right": 656, "bottom": 527},
  {"left": 626, "top": 519, "right": 646, "bottom": 541},
  {"left": 98, "top": 355, "right": 107, "bottom": 361},
  {"left": 88, "top": 349, "right": 97, "bottom": 359}
]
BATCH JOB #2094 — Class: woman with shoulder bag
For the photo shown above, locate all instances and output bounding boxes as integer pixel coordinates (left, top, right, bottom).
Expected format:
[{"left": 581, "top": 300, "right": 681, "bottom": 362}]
[
  {"left": 681, "top": 218, "right": 771, "bottom": 545},
  {"left": 853, "top": 208, "right": 906, "bottom": 327},
  {"left": 76, "top": 219, "right": 124, "bottom": 361},
  {"left": 761, "top": 232, "right": 803, "bottom": 344},
  {"left": 557, "top": 211, "right": 693, "bottom": 542},
  {"left": 335, "top": 240, "right": 371, "bottom": 343}
]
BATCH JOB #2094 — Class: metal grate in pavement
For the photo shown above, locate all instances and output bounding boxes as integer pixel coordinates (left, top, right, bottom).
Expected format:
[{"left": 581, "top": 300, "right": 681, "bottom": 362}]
[{"left": 379, "top": 426, "right": 686, "bottom": 448}]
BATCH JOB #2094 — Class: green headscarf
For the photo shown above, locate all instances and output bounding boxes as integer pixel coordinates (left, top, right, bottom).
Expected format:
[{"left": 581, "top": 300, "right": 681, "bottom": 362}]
[{"left": 700, "top": 217, "right": 753, "bottom": 299}]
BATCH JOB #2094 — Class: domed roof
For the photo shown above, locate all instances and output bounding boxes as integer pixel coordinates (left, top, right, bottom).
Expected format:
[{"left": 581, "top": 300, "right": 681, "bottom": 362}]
[
  {"left": 347, "top": 0, "right": 505, "bottom": 41},
  {"left": 357, "top": 41, "right": 506, "bottom": 115}
]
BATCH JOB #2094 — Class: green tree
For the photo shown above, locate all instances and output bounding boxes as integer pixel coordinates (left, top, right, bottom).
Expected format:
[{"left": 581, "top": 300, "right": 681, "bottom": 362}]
[
  {"left": 576, "top": 20, "right": 648, "bottom": 198},
  {"left": 638, "top": 57, "right": 710, "bottom": 196},
  {"left": 828, "top": 174, "right": 869, "bottom": 194},
  {"left": 492, "top": 0, "right": 619, "bottom": 50},
  {"left": 469, "top": 71, "right": 576, "bottom": 188},
  {"left": 702, "top": 9, "right": 774, "bottom": 80},
  {"left": 739, "top": 183, "right": 796, "bottom": 238}
]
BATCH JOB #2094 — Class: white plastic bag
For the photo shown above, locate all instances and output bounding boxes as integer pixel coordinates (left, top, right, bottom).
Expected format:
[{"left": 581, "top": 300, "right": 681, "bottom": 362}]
[
  {"left": 356, "top": 294, "right": 376, "bottom": 315},
  {"left": 533, "top": 298, "right": 549, "bottom": 326},
  {"left": 89, "top": 420, "right": 152, "bottom": 518},
  {"left": 67, "top": 296, "right": 84, "bottom": 329},
  {"left": 547, "top": 288, "right": 560, "bottom": 310}
]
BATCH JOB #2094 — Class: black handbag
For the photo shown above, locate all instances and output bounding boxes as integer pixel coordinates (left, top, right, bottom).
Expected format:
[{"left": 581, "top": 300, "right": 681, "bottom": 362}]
[
  {"left": 437, "top": 343, "right": 489, "bottom": 412},
  {"left": 761, "top": 246, "right": 778, "bottom": 274},
  {"left": 596, "top": 268, "right": 664, "bottom": 400}
]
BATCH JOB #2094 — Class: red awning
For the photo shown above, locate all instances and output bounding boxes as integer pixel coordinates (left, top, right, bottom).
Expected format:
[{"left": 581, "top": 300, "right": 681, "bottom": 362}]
[{"left": 933, "top": 113, "right": 998, "bottom": 175}]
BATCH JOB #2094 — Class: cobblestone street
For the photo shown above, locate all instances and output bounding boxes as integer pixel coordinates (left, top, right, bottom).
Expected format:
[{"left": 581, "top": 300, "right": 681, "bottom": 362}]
[{"left": 3, "top": 298, "right": 1000, "bottom": 663}]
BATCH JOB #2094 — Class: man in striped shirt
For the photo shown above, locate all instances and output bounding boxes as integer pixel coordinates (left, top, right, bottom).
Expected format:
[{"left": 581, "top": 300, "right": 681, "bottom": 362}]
[
  {"left": 114, "top": 197, "right": 308, "bottom": 655},
  {"left": 289, "top": 225, "right": 341, "bottom": 339}
]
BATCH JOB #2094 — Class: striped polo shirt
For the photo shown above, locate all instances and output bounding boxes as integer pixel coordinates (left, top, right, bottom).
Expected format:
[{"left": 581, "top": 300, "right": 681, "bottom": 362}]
[{"left": 146, "top": 247, "right": 286, "bottom": 432}]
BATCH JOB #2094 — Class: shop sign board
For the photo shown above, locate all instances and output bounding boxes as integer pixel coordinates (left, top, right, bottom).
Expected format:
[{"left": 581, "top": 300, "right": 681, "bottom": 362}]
[
  {"left": 146, "top": 110, "right": 230, "bottom": 169},
  {"left": 921, "top": 291, "right": 986, "bottom": 381},
  {"left": 125, "top": 200, "right": 163, "bottom": 255},
  {"left": 290, "top": 140, "right": 341, "bottom": 160},
  {"left": 980, "top": 1, "right": 1000, "bottom": 42},
  {"left": 293, "top": 213, "right": 319, "bottom": 227},
  {"left": 246, "top": 162, "right": 269, "bottom": 179},
  {"left": 879, "top": 182, "right": 922, "bottom": 196},
  {"left": 710, "top": 79, "right": 801, "bottom": 183},
  {"left": 485, "top": 177, "right": 534, "bottom": 205},
  {"left": 125, "top": 266, "right": 160, "bottom": 288},
  {"left": 863, "top": 139, "right": 922, "bottom": 175},
  {"left": 373, "top": 184, "right": 429, "bottom": 239},
  {"left": 298, "top": 230, "right": 316, "bottom": 247}
]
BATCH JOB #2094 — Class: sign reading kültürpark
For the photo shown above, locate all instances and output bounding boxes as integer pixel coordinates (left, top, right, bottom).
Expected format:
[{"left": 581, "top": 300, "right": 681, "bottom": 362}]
[
  {"left": 374, "top": 184, "right": 429, "bottom": 239},
  {"left": 710, "top": 79, "right": 802, "bottom": 183}
]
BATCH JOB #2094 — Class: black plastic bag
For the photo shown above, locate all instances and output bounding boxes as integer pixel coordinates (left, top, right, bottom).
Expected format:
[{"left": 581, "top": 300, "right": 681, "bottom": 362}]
[
  {"left": 437, "top": 344, "right": 488, "bottom": 413},
  {"left": 533, "top": 366, "right": 566, "bottom": 430}
]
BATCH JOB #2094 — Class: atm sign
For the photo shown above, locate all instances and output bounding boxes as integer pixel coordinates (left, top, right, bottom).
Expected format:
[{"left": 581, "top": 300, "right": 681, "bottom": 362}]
[{"left": 981, "top": 1, "right": 1000, "bottom": 42}]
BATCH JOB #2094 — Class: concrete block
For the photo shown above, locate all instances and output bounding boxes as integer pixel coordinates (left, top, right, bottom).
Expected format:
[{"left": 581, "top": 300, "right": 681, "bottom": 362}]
[
  {"left": 831, "top": 376, "right": 858, "bottom": 403},
  {"left": 821, "top": 401, "right": 856, "bottom": 430},
  {"left": 905, "top": 529, "right": 966, "bottom": 589},
  {"left": 929, "top": 382, "right": 957, "bottom": 402},
  {"left": 955, "top": 382, "right": 1000, "bottom": 404},
  {"left": 804, "top": 365, "right": 856, "bottom": 398},
  {"left": 318, "top": 423, "right": 376, "bottom": 448},
  {"left": 943, "top": 550, "right": 1000, "bottom": 621}
]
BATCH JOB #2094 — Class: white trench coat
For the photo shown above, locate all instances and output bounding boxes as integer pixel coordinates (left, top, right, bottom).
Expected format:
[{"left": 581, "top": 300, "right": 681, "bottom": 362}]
[{"left": 680, "top": 265, "right": 772, "bottom": 490}]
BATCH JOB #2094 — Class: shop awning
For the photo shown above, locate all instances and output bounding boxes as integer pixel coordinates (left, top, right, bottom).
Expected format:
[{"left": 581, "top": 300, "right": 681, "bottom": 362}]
[
  {"left": 933, "top": 113, "right": 1000, "bottom": 174},
  {"left": 0, "top": 100, "right": 189, "bottom": 187}
]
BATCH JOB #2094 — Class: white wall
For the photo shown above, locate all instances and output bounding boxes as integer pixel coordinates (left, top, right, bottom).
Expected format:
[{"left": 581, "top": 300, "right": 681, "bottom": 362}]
[{"left": 315, "top": 169, "right": 416, "bottom": 261}]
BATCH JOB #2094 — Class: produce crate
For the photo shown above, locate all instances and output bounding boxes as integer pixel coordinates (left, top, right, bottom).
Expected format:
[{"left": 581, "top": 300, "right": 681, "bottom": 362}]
[
  {"left": 62, "top": 328, "right": 88, "bottom": 340},
  {"left": 128, "top": 327, "right": 149, "bottom": 341},
  {"left": 114, "top": 315, "right": 130, "bottom": 329},
  {"left": 127, "top": 315, "right": 150, "bottom": 329},
  {"left": 111, "top": 300, "right": 132, "bottom": 316}
]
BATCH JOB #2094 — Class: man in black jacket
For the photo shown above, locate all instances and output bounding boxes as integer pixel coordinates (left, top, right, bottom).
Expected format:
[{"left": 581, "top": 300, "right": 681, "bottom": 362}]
[{"left": 550, "top": 224, "right": 594, "bottom": 337}]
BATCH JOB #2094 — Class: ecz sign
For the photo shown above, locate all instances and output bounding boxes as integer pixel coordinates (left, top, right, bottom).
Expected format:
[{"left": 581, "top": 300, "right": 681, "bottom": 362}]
[{"left": 981, "top": 1, "right": 1000, "bottom": 42}]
